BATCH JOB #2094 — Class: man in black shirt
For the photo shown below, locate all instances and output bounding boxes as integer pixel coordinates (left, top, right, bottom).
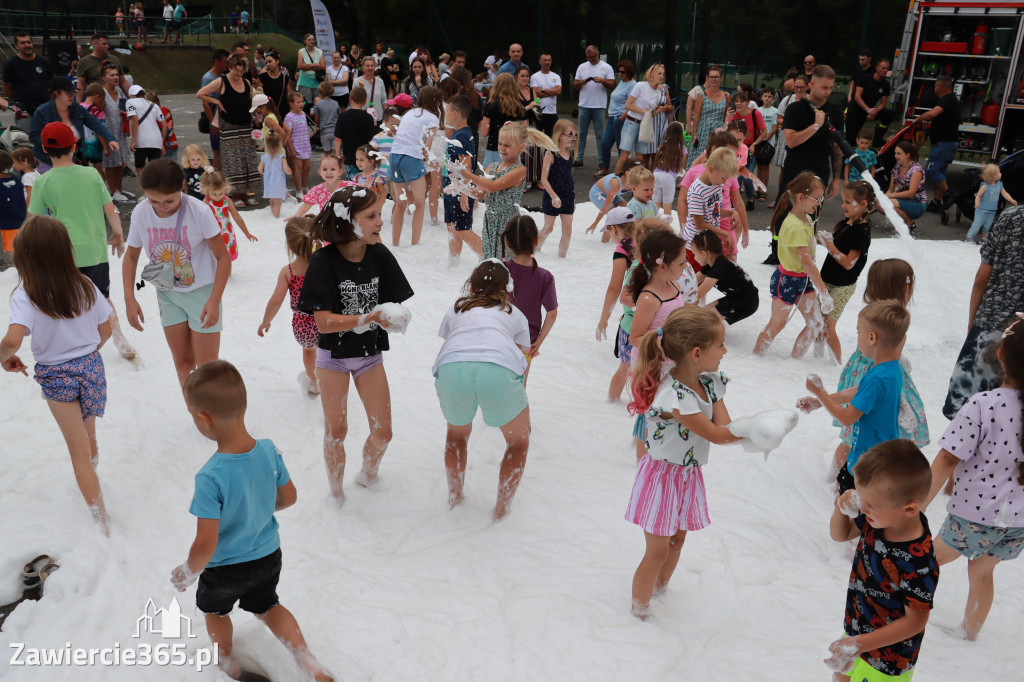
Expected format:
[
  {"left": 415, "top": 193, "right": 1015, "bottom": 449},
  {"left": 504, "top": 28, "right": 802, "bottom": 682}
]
[
  {"left": 846, "top": 50, "right": 873, "bottom": 104},
  {"left": 2, "top": 31, "right": 55, "bottom": 115},
  {"left": 845, "top": 59, "right": 895, "bottom": 147},
  {"left": 779, "top": 64, "right": 845, "bottom": 203},
  {"left": 912, "top": 75, "right": 961, "bottom": 211}
]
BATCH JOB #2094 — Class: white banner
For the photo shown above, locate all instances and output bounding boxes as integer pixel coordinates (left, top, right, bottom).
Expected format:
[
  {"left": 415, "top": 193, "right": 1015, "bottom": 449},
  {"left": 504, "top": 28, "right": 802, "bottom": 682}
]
[{"left": 310, "top": 0, "right": 336, "bottom": 54}]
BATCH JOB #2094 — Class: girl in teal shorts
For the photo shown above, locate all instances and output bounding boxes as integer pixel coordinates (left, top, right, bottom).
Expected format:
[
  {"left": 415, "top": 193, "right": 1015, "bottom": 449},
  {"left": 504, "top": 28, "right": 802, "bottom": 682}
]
[{"left": 432, "top": 259, "right": 532, "bottom": 521}]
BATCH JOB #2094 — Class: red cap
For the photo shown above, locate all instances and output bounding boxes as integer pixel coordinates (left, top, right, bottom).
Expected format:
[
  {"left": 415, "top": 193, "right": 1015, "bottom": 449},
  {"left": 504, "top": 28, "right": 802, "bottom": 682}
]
[{"left": 41, "top": 122, "right": 76, "bottom": 149}]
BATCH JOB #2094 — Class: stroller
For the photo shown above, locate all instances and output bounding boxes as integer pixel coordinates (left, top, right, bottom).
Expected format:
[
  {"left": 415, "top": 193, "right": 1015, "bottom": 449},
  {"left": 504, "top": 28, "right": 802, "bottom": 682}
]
[{"left": 947, "top": 148, "right": 1024, "bottom": 225}]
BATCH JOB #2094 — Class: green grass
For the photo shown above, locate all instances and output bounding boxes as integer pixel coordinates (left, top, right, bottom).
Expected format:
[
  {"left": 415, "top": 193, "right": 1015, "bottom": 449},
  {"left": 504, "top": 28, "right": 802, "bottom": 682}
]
[{"left": 110, "top": 33, "right": 303, "bottom": 94}]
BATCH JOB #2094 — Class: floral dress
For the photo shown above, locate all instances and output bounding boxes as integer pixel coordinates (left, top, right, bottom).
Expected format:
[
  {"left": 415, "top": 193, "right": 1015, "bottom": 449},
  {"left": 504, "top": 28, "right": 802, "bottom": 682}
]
[
  {"left": 835, "top": 350, "right": 929, "bottom": 447},
  {"left": 205, "top": 196, "right": 237, "bottom": 260},
  {"left": 482, "top": 160, "right": 525, "bottom": 259},
  {"left": 102, "top": 87, "right": 131, "bottom": 169},
  {"left": 688, "top": 90, "right": 727, "bottom": 169},
  {"left": 893, "top": 162, "right": 928, "bottom": 206}
]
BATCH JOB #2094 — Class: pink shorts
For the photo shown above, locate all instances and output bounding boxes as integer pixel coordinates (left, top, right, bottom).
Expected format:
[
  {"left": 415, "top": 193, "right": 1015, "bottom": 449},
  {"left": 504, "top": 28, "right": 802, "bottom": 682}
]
[
  {"left": 625, "top": 453, "right": 709, "bottom": 536},
  {"left": 315, "top": 348, "right": 382, "bottom": 378}
]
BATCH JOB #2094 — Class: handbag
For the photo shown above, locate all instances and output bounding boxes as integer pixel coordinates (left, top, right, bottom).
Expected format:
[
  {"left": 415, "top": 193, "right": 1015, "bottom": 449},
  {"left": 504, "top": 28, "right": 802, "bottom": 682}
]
[
  {"left": 139, "top": 196, "right": 187, "bottom": 291},
  {"left": 755, "top": 140, "right": 775, "bottom": 165},
  {"left": 198, "top": 110, "right": 210, "bottom": 134},
  {"left": 638, "top": 109, "right": 655, "bottom": 144}
]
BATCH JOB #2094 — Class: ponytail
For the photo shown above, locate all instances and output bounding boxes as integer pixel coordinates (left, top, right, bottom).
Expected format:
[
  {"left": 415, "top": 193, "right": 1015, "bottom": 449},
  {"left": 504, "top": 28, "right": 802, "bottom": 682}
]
[
  {"left": 628, "top": 230, "right": 685, "bottom": 303},
  {"left": 627, "top": 328, "right": 667, "bottom": 416}
]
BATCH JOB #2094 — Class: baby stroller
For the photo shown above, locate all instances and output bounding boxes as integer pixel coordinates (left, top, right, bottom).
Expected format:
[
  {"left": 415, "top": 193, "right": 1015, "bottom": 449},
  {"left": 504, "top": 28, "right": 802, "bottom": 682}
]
[{"left": 947, "top": 148, "right": 1024, "bottom": 225}]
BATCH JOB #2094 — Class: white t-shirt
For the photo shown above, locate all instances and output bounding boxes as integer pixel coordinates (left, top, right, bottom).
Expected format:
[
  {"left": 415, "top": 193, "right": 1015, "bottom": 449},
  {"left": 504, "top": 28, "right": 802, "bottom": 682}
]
[
  {"left": 628, "top": 81, "right": 661, "bottom": 117},
  {"left": 326, "top": 64, "right": 350, "bottom": 97},
  {"left": 126, "top": 97, "right": 165, "bottom": 150},
  {"left": 9, "top": 284, "right": 112, "bottom": 365},
  {"left": 687, "top": 85, "right": 703, "bottom": 101},
  {"left": 530, "top": 70, "right": 561, "bottom": 115},
  {"left": 484, "top": 55, "right": 497, "bottom": 67},
  {"left": 432, "top": 305, "right": 531, "bottom": 376},
  {"left": 390, "top": 109, "right": 439, "bottom": 159},
  {"left": 644, "top": 372, "right": 728, "bottom": 466},
  {"left": 21, "top": 170, "right": 38, "bottom": 199},
  {"left": 408, "top": 50, "right": 419, "bottom": 66},
  {"left": 126, "top": 195, "right": 223, "bottom": 292},
  {"left": 575, "top": 60, "right": 614, "bottom": 109},
  {"left": 162, "top": 4, "right": 173, "bottom": 20}
]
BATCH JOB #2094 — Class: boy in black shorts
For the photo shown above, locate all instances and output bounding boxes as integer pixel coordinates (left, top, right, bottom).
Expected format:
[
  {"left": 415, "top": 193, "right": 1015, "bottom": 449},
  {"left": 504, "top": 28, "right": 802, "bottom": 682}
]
[
  {"left": 442, "top": 95, "right": 479, "bottom": 265},
  {"left": 171, "top": 360, "right": 333, "bottom": 682}
]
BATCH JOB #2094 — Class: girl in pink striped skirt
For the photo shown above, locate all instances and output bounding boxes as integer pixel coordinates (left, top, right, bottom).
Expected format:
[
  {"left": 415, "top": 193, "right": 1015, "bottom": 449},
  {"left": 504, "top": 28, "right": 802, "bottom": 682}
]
[{"left": 625, "top": 306, "right": 743, "bottom": 619}]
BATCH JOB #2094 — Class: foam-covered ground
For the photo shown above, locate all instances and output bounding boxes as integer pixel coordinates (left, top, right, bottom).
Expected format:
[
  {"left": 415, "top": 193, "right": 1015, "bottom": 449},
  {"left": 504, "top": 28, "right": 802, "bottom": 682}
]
[{"left": 1, "top": 196, "right": 1021, "bottom": 681}]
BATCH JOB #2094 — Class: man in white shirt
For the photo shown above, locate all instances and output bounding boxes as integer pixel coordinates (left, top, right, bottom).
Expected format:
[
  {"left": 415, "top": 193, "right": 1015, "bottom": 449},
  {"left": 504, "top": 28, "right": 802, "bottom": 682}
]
[
  {"left": 530, "top": 54, "right": 562, "bottom": 138},
  {"left": 573, "top": 45, "right": 614, "bottom": 167}
]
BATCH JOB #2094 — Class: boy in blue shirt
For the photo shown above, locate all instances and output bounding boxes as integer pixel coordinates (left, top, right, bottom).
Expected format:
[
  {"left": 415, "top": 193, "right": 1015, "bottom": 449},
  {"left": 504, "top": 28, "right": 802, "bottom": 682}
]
[
  {"left": 442, "top": 94, "right": 480, "bottom": 264},
  {"left": 171, "top": 360, "right": 333, "bottom": 682},
  {"left": 802, "top": 300, "right": 908, "bottom": 493},
  {"left": 843, "top": 129, "right": 878, "bottom": 182}
]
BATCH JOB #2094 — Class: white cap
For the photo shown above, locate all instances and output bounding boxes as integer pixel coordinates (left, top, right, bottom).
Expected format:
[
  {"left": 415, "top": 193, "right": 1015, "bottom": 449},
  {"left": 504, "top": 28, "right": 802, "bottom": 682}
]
[
  {"left": 249, "top": 93, "right": 270, "bottom": 113},
  {"left": 601, "top": 206, "right": 635, "bottom": 231},
  {"left": 128, "top": 85, "right": 144, "bottom": 96}
]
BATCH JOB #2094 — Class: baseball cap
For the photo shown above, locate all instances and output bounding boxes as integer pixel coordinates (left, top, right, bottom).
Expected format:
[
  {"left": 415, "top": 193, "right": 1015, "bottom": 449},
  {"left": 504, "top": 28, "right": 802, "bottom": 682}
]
[
  {"left": 41, "top": 122, "right": 76, "bottom": 149},
  {"left": 50, "top": 76, "right": 75, "bottom": 94},
  {"left": 601, "top": 206, "right": 635, "bottom": 231},
  {"left": 128, "top": 84, "right": 145, "bottom": 97},
  {"left": 386, "top": 93, "right": 414, "bottom": 109},
  {"left": 249, "top": 93, "right": 269, "bottom": 113}
]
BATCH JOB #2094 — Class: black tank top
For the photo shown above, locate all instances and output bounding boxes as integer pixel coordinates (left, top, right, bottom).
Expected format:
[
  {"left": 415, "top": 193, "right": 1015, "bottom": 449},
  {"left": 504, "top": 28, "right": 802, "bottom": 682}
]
[{"left": 219, "top": 75, "right": 252, "bottom": 126}]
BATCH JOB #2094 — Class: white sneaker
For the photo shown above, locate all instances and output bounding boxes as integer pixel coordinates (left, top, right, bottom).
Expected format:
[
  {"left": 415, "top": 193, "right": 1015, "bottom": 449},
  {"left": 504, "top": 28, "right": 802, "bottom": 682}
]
[
  {"left": 111, "top": 191, "right": 129, "bottom": 202},
  {"left": 120, "top": 190, "right": 136, "bottom": 199}
]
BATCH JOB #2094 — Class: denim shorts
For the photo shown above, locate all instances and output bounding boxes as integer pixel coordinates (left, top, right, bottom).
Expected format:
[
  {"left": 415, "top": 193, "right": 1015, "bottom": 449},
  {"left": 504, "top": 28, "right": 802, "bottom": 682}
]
[
  {"left": 444, "top": 194, "right": 474, "bottom": 230},
  {"left": 619, "top": 117, "right": 642, "bottom": 153},
  {"left": 434, "top": 361, "right": 527, "bottom": 427},
  {"left": 196, "top": 548, "right": 282, "bottom": 615},
  {"left": 589, "top": 184, "right": 626, "bottom": 208},
  {"left": 769, "top": 268, "right": 814, "bottom": 305},
  {"left": 315, "top": 347, "right": 383, "bottom": 378},
  {"left": 34, "top": 351, "right": 107, "bottom": 419},
  {"left": 897, "top": 198, "right": 926, "bottom": 220},
  {"left": 156, "top": 283, "right": 223, "bottom": 333},
  {"left": 924, "top": 141, "right": 957, "bottom": 184},
  {"left": 388, "top": 153, "right": 426, "bottom": 184},
  {"left": 940, "top": 513, "right": 1024, "bottom": 561}
]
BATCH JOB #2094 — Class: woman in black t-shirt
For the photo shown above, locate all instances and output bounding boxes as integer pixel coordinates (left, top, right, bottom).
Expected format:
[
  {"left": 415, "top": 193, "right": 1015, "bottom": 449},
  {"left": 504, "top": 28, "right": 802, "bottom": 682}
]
[
  {"left": 691, "top": 230, "right": 759, "bottom": 325},
  {"left": 258, "top": 51, "right": 291, "bottom": 115},
  {"left": 817, "top": 181, "right": 874, "bottom": 361},
  {"left": 297, "top": 187, "right": 414, "bottom": 499}
]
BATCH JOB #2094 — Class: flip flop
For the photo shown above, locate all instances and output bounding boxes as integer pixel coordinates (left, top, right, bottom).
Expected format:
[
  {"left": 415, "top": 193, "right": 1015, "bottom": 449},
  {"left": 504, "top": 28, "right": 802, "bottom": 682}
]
[{"left": 22, "top": 555, "right": 59, "bottom": 588}]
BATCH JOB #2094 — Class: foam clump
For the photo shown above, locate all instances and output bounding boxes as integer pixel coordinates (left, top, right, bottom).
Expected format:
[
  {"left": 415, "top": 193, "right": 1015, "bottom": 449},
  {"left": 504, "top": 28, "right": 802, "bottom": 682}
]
[
  {"left": 728, "top": 409, "right": 799, "bottom": 459},
  {"left": 351, "top": 303, "right": 413, "bottom": 335}
]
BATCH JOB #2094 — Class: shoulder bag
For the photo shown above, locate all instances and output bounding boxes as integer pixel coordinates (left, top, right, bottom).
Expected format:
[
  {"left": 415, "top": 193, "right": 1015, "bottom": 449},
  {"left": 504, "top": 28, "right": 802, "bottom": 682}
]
[{"left": 139, "top": 196, "right": 187, "bottom": 291}]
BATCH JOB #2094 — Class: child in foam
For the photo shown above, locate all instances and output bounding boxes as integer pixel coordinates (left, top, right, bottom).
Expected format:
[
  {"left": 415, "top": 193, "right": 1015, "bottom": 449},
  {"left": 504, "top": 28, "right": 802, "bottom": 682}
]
[
  {"left": 258, "top": 216, "right": 320, "bottom": 395},
  {"left": 122, "top": 160, "right": 231, "bottom": 387},
  {"left": 170, "top": 361, "right": 334, "bottom": 682},
  {"left": 625, "top": 307, "right": 746, "bottom": 619},
  {"left": 432, "top": 259, "right": 531, "bottom": 521},
  {"left": 503, "top": 216, "right": 558, "bottom": 386},
  {"left": 827, "top": 441, "right": 938, "bottom": 682},
  {"left": 924, "top": 314, "right": 1024, "bottom": 642},
  {"left": 2, "top": 216, "right": 115, "bottom": 535},
  {"left": 296, "top": 186, "right": 413, "bottom": 502}
]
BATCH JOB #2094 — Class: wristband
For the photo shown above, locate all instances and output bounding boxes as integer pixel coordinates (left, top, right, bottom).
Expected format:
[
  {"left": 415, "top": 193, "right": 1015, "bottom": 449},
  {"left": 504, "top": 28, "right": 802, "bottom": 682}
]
[{"left": 534, "top": 97, "right": 541, "bottom": 104}]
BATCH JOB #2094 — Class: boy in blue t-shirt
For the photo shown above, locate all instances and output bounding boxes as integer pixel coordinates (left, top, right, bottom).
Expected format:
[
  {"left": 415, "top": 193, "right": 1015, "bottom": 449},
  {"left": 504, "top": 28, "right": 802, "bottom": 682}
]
[
  {"left": 442, "top": 94, "right": 480, "bottom": 263},
  {"left": 171, "top": 361, "right": 333, "bottom": 682},
  {"left": 827, "top": 440, "right": 938, "bottom": 681},
  {"left": 802, "top": 300, "right": 908, "bottom": 493},
  {"left": 843, "top": 129, "right": 878, "bottom": 182}
]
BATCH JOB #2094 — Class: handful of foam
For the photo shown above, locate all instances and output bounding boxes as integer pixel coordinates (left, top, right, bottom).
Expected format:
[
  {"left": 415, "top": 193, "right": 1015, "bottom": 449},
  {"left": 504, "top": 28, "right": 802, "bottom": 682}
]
[
  {"left": 351, "top": 303, "right": 413, "bottom": 334},
  {"left": 727, "top": 409, "right": 799, "bottom": 460}
]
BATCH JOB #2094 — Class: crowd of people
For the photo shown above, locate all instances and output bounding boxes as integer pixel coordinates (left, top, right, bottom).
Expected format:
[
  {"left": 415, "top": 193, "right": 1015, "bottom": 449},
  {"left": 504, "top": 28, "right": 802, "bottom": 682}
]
[{"left": 2, "top": 29, "right": 1024, "bottom": 682}]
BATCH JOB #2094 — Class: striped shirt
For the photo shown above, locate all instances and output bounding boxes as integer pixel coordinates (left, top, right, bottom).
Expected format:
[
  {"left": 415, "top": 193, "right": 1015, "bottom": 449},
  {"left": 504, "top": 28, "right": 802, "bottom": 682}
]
[{"left": 683, "top": 178, "right": 722, "bottom": 243}]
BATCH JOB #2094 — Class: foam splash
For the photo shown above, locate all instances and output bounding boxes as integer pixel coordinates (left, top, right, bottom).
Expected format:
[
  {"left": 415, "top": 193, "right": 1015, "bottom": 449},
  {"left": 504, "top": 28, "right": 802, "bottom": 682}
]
[
  {"left": 481, "top": 257, "right": 515, "bottom": 292},
  {"left": 350, "top": 303, "right": 413, "bottom": 334},
  {"left": 838, "top": 490, "right": 861, "bottom": 518},
  {"left": 728, "top": 409, "right": 800, "bottom": 459},
  {"left": 860, "top": 171, "right": 920, "bottom": 258}
]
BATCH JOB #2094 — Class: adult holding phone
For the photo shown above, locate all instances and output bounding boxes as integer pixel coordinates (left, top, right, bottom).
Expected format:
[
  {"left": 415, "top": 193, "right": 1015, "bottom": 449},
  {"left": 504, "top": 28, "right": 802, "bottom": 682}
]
[{"left": 573, "top": 45, "right": 615, "bottom": 169}]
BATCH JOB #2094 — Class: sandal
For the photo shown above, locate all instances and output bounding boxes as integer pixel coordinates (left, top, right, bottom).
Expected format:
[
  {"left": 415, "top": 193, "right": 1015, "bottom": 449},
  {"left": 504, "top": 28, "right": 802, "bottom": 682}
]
[
  {"left": 246, "top": 198, "right": 259, "bottom": 206},
  {"left": 22, "top": 555, "right": 59, "bottom": 588},
  {"left": 233, "top": 200, "right": 245, "bottom": 208}
]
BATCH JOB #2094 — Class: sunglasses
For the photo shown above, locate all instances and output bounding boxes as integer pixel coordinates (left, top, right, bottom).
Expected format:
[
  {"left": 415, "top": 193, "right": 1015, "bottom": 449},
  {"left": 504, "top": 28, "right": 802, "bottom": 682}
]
[
  {"left": 562, "top": 132, "right": 578, "bottom": 139},
  {"left": 617, "top": 70, "right": 627, "bottom": 74}
]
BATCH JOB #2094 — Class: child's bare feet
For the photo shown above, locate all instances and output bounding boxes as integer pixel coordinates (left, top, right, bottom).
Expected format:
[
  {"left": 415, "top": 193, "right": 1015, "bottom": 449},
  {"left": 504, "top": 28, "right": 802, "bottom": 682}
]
[
  {"left": 631, "top": 599, "right": 649, "bottom": 620},
  {"left": 354, "top": 468, "right": 380, "bottom": 489}
]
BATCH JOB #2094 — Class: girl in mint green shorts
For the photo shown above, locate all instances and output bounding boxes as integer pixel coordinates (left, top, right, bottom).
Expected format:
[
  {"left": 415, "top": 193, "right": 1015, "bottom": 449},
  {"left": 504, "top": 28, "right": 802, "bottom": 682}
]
[{"left": 432, "top": 259, "right": 532, "bottom": 521}]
